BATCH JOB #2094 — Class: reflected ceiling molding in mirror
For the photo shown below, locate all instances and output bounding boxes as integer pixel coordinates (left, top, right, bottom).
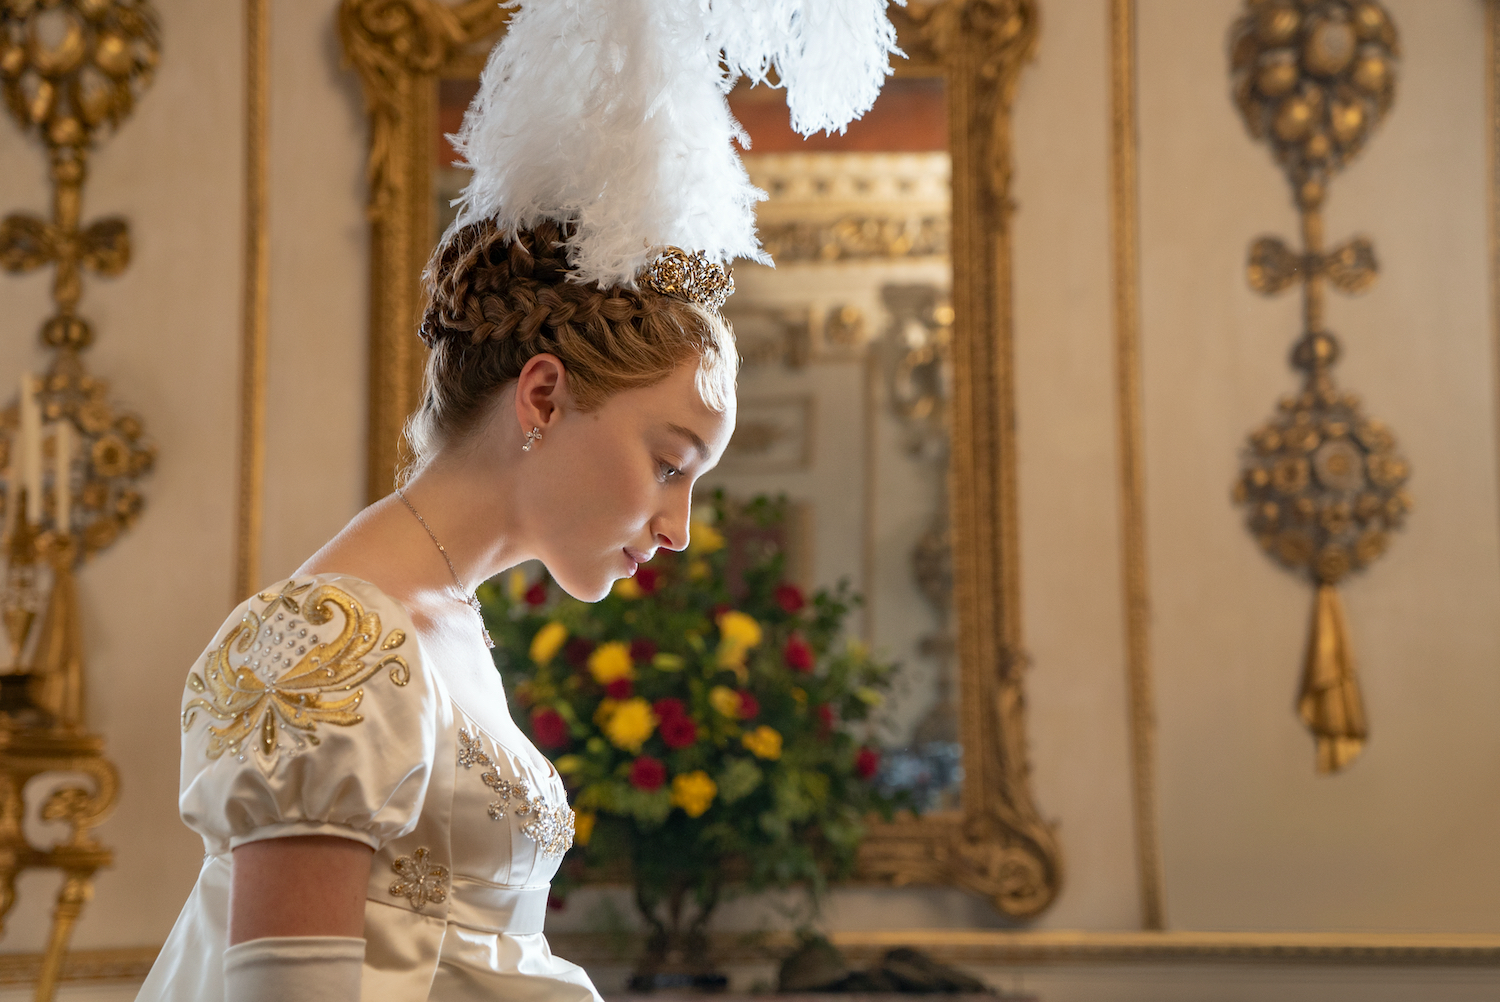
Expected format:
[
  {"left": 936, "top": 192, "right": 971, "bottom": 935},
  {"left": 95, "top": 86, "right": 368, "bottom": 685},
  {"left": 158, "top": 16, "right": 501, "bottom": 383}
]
[{"left": 339, "top": 0, "right": 1062, "bottom": 920}]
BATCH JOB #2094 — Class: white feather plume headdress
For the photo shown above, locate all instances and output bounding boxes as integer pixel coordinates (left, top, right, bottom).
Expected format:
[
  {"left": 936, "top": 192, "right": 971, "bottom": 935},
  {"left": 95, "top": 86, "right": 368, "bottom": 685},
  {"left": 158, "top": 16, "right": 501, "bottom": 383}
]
[{"left": 447, "top": 0, "right": 904, "bottom": 294}]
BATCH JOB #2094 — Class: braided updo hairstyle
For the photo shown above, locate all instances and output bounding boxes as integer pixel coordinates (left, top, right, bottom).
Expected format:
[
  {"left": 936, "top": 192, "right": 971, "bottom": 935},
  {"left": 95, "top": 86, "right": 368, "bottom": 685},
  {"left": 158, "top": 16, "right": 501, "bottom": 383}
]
[{"left": 408, "top": 220, "right": 737, "bottom": 469}]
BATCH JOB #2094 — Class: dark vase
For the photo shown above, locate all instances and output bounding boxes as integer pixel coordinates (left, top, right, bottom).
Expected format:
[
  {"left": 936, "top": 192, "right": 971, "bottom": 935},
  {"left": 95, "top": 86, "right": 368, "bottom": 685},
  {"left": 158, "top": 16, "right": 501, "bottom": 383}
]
[{"left": 628, "top": 879, "right": 728, "bottom": 992}]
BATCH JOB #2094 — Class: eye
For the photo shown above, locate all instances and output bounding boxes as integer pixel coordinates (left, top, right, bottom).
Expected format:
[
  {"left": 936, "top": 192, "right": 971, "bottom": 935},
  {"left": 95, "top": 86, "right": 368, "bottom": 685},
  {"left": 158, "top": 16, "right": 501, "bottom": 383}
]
[{"left": 658, "top": 461, "right": 682, "bottom": 482}]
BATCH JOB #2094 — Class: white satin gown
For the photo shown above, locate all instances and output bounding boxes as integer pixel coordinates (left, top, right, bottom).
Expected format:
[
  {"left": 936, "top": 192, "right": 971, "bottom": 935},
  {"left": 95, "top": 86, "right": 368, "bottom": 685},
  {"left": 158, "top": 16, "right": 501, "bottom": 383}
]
[{"left": 135, "top": 573, "right": 601, "bottom": 1002}]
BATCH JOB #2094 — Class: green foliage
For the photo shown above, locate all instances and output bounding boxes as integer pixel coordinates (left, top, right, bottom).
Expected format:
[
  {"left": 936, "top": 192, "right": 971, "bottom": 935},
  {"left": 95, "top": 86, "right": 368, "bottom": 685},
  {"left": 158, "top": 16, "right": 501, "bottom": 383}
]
[{"left": 478, "top": 492, "right": 905, "bottom": 907}]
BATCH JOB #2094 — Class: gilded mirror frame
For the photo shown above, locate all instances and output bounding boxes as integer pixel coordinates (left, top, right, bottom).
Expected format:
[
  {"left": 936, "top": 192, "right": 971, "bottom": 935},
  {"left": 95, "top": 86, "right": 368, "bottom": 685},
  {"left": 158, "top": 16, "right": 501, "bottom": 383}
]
[{"left": 339, "top": 0, "right": 1061, "bottom": 919}]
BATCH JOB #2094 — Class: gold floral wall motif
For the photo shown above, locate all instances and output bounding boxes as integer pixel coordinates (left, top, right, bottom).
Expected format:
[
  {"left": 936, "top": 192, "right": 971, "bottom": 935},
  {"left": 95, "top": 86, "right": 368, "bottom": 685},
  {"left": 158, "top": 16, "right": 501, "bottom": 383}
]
[
  {"left": 0, "top": 2, "right": 159, "bottom": 997},
  {"left": 340, "top": 0, "right": 1062, "bottom": 918},
  {"left": 1228, "top": 0, "right": 1409, "bottom": 773}
]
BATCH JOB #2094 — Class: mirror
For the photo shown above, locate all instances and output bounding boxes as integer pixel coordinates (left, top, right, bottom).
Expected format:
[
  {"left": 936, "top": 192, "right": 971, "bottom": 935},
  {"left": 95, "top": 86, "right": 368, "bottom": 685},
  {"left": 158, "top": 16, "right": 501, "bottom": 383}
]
[
  {"left": 435, "top": 73, "right": 962, "bottom": 814},
  {"left": 343, "top": 0, "right": 1059, "bottom": 919}
]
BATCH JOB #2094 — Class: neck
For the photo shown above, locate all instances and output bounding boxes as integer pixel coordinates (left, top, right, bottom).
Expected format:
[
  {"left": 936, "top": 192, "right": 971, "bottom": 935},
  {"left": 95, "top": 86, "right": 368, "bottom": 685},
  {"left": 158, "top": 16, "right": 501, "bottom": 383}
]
[{"left": 393, "top": 446, "right": 529, "bottom": 596}]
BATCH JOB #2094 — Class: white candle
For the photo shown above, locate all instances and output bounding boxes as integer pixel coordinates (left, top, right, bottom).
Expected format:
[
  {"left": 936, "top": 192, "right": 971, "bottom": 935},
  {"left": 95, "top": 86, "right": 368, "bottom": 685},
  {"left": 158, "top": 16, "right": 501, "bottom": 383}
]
[
  {"left": 54, "top": 419, "right": 72, "bottom": 534},
  {"left": 19, "top": 373, "right": 41, "bottom": 527}
]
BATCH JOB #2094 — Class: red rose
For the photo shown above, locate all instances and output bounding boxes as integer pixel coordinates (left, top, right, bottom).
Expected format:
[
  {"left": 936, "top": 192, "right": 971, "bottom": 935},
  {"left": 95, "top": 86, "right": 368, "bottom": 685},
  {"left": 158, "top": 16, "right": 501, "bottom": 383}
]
[
  {"left": 653, "top": 697, "right": 686, "bottom": 721},
  {"left": 530, "top": 707, "right": 569, "bottom": 750},
  {"left": 774, "top": 583, "right": 805, "bottom": 614},
  {"left": 709, "top": 602, "right": 731, "bottom": 623},
  {"left": 737, "top": 690, "right": 759, "bottom": 720},
  {"left": 854, "top": 746, "right": 880, "bottom": 780},
  {"left": 660, "top": 715, "right": 698, "bottom": 749},
  {"left": 630, "top": 637, "right": 658, "bottom": 663},
  {"left": 635, "top": 566, "right": 661, "bottom": 593},
  {"left": 605, "top": 678, "right": 634, "bottom": 700},
  {"left": 629, "top": 756, "right": 667, "bottom": 791},
  {"left": 815, "top": 703, "right": 835, "bottom": 736},
  {"left": 524, "top": 581, "right": 549, "bottom": 606},
  {"left": 783, "top": 634, "right": 815, "bottom": 673},
  {"left": 547, "top": 892, "right": 567, "bottom": 911},
  {"left": 564, "top": 637, "right": 596, "bottom": 668}
]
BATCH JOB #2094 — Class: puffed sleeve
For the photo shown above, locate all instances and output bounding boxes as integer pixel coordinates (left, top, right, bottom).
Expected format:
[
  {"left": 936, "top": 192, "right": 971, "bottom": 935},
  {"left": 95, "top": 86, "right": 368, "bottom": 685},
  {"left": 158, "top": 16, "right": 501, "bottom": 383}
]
[{"left": 178, "top": 575, "right": 438, "bottom": 854}]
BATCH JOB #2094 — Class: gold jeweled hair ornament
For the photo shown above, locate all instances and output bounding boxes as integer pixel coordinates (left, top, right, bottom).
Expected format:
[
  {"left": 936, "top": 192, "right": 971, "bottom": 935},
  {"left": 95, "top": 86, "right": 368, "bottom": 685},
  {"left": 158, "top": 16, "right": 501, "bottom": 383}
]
[{"left": 640, "top": 247, "right": 735, "bottom": 313}]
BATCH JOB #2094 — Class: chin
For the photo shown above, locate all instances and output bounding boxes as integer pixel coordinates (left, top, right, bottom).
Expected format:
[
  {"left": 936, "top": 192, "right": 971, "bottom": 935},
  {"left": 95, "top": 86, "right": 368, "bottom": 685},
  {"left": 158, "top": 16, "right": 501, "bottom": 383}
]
[{"left": 547, "top": 568, "right": 618, "bottom": 604}]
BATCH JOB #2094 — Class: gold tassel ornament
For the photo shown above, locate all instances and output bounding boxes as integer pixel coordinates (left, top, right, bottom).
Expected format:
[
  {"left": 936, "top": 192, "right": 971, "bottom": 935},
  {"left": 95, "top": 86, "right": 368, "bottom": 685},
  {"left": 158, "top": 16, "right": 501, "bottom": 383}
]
[
  {"left": 1297, "top": 585, "right": 1367, "bottom": 774},
  {"left": 1227, "top": 1, "right": 1408, "bottom": 773}
]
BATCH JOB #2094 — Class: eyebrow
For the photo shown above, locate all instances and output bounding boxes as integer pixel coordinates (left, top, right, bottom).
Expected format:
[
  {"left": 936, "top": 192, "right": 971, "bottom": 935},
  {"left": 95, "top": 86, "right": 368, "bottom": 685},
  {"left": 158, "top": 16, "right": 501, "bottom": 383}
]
[{"left": 666, "top": 423, "right": 709, "bottom": 459}]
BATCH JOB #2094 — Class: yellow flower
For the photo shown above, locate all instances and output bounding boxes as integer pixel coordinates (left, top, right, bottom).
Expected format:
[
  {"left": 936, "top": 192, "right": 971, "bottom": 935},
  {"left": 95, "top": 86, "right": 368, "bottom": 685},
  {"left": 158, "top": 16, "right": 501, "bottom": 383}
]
[
  {"left": 555, "top": 755, "right": 584, "bottom": 775},
  {"left": 687, "top": 559, "right": 711, "bottom": 581},
  {"left": 613, "top": 577, "right": 643, "bottom": 599},
  {"left": 718, "top": 610, "right": 762, "bottom": 647},
  {"left": 593, "top": 699, "right": 618, "bottom": 727},
  {"left": 587, "top": 641, "right": 635, "bottom": 685},
  {"left": 530, "top": 622, "right": 568, "bottom": 665},
  {"left": 709, "top": 685, "right": 742, "bottom": 719},
  {"left": 688, "top": 521, "right": 725, "bottom": 554},
  {"left": 715, "top": 611, "right": 763, "bottom": 676},
  {"left": 791, "top": 687, "right": 807, "bottom": 705},
  {"left": 574, "top": 811, "right": 596, "bottom": 846},
  {"left": 741, "top": 725, "right": 783, "bottom": 760},
  {"left": 507, "top": 569, "right": 528, "bottom": 602},
  {"left": 603, "top": 697, "right": 656, "bottom": 752},
  {"left": 671, "top": 770, "right": 718, "bottom": 817},
  {"left": 855, "top": 686, "right": 884, "bottom": 707}
]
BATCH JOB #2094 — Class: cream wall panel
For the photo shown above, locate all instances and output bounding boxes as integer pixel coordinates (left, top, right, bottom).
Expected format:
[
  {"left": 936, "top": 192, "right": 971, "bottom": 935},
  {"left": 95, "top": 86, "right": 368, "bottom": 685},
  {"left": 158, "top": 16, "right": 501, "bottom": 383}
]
[
  {"left": 0, "top": 0, "right": 244, "bottom": 951},
  {"left": 1139, "top": 0, "right": 1500, "bottom": 931},
  {"left": 260, "top": 0, "right": 370, "bottom": 584},
  {"left": 1011, "top": 0, "right": 1141, "bottom": 929}
]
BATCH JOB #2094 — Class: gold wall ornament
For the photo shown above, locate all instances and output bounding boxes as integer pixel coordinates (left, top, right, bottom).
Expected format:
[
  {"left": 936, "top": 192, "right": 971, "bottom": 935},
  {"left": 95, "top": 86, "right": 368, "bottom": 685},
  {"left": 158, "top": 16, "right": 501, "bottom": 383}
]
[
  {"left": 340, "top": 0, "right": 1062, "bottom": 918},
  {"left": 0, "top": 1, "right": 159, "bottom": 995},
  {"left": 1228, "top": 0, "right": 1408, "bottom": 774}
]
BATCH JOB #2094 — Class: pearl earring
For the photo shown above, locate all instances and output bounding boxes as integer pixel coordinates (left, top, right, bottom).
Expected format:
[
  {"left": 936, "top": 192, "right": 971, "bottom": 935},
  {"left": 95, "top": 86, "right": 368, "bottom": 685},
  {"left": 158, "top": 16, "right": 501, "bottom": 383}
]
[{"left": 522, "top": 427, "right": 542, "bottom": 452}]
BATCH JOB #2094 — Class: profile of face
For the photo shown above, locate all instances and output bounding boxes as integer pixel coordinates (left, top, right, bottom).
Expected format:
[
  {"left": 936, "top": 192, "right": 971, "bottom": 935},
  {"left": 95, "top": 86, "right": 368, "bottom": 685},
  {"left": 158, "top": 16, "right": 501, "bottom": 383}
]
[{"left": 504, "top": 354, "right": 736, "bottom": 602}]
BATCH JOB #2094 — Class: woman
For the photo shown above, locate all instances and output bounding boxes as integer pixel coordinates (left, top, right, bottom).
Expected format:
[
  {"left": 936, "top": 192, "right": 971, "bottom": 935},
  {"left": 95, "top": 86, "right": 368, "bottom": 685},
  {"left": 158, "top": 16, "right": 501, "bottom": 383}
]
[
  {"left": 139, "top": 2, "right": 899, "bottom": 997},
  {"left": 136, "top": 220, "right": 736, "bottom": 1002}
]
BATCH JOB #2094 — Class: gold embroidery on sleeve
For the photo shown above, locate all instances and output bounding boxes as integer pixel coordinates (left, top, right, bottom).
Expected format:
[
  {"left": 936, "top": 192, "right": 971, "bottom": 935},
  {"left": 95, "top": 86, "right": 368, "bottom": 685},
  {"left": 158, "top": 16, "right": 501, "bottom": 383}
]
[
  {"left": 181, "top": 582, "right": 408, "bottom": 759},
  {"left": 390, "top": 847, "right": 448, "bottom": 909}
]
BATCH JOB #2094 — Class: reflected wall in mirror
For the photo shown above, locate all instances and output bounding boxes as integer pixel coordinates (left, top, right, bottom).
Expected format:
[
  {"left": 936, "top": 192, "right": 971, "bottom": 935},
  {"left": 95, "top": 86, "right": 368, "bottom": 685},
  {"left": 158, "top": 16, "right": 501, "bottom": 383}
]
[
  {"left": 713, "top": 79, "right": 961, "bottom": 814},
  {"left": 341, "top": 0, "right": 1060, "bottom": 918}
]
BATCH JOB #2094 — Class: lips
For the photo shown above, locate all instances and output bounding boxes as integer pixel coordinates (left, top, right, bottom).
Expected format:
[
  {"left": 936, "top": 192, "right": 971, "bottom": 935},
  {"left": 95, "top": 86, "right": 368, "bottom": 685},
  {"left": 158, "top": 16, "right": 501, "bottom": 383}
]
[{"left": 624, "top": 546, "right": 654, "bottom": 565}]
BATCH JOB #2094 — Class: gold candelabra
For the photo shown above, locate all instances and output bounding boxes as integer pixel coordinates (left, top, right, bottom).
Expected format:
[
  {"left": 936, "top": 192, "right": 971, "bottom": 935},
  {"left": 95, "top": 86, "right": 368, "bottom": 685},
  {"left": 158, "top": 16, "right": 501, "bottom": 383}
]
[
  {"left": 0, "top": 2, "right": 159, "bottom": 998},
  {"left": 1228, "top": 0, "right": 1408, "bottom": 773}
]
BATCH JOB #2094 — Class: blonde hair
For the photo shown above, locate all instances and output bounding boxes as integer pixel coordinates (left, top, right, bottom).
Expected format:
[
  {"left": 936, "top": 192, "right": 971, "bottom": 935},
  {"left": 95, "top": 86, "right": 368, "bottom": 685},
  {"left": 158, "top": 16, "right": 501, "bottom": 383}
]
[{"left": 406, "top": 220, "right": 737, "bottom": 471}]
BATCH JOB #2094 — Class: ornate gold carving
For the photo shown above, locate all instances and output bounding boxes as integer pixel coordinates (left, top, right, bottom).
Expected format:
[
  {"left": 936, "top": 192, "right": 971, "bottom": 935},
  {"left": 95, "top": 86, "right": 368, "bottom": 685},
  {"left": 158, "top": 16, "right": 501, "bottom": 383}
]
[
  {"left": 1229, "top": 0, "right": 1407, "bottom": 774},
  {"left": 759, "top": 216, "right": 949, "bottom": 263},
  {"left": 236, "top": 0, "right": 269, "bottom": 602},
  {"left": 1489, "top": 1, "right": 1500, "bottom": 561},
  {"left": 1108, "top": 0, "right": 1165, "bottom": 930},
  {"left": 338, "top": 0, "right": 511, "bottom": 500},
  {"left": 390, "top": 846, "right": 448, "bottom": 909},
  {"left": 0, "top": 3, "right": 156, "bottom": 994},
  {"left": 181, "top": 582, "right": 406, "bottom": 761},
  {"left": 341, "top": 0, "right": 1059, "bottom": 919}
]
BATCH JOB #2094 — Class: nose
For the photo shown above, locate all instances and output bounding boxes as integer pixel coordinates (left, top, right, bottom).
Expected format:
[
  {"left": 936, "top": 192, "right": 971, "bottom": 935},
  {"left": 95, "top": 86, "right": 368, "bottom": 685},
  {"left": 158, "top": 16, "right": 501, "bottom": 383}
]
[{"left": 653, "top": 491, "right": 692, "bottom": 553}]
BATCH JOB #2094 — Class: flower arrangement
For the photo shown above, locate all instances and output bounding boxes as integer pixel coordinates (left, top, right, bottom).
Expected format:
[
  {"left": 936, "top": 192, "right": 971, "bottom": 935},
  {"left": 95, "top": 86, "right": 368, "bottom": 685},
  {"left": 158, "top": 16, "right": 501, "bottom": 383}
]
[{"left": 478, "top": 495, "right": 902, "bottom": 919}]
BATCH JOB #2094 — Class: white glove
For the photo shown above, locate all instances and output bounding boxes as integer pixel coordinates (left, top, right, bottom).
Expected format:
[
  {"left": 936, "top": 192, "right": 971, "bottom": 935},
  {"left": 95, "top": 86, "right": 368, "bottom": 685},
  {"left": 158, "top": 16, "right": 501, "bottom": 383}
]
[{"left": 223, "top": 936, "right": 365, "bottom": 1002}]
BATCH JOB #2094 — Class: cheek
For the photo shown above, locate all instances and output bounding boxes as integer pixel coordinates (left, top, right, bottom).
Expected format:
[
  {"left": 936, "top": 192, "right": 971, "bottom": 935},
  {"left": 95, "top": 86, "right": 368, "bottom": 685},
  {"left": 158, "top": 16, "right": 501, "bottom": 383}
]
[{"left": 538, "top": 434, "right": 654, "bottom": 541}]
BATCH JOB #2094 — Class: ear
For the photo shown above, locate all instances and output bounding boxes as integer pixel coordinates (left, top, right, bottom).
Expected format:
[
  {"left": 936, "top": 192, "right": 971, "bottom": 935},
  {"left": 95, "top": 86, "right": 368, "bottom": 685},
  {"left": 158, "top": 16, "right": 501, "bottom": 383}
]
[{"left": 513, "top": 353, "right": 571, "bottom": 433}]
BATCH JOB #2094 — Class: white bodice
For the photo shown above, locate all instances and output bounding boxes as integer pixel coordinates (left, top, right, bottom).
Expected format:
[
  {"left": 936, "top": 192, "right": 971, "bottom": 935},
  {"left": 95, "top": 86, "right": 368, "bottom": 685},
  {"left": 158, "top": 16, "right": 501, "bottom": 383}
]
[{"left": 136, "top": 574, "right": 598, "bottom": 1002}]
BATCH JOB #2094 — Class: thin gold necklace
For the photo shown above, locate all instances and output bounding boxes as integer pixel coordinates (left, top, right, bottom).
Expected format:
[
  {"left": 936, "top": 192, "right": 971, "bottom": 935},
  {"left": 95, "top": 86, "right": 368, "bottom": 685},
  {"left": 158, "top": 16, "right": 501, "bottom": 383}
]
[{"left": 394, "top": 487, "right": 495, "bottom": 649}]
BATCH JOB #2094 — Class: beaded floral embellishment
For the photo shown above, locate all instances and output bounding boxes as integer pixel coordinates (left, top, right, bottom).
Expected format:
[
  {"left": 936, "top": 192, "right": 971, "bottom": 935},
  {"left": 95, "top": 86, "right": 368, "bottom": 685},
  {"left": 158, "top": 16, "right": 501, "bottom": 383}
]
[
  {"left": 390, "top": 847, "right": 448, "bottom": 910},
  {"left": 181, "top": 580, "right": 411, "bottom": 760},
  {"left": 456, "top": 727, "right": 575, "bottom": 858}
]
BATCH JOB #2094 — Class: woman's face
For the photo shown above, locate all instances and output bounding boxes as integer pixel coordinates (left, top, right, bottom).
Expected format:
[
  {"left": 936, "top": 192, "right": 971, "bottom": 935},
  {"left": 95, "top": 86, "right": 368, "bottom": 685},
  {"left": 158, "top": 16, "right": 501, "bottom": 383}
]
[{"left": 515, "top": 360, "right": 735, "bottom": 602}]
